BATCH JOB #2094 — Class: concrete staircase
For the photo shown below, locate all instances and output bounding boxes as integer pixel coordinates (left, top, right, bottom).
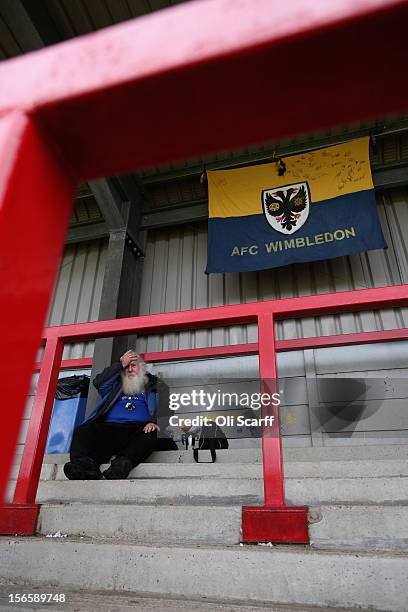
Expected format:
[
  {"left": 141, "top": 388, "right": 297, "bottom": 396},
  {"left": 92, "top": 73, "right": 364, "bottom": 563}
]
[{"left": 2, "top": 445, "right": 408, "bottom": 610}]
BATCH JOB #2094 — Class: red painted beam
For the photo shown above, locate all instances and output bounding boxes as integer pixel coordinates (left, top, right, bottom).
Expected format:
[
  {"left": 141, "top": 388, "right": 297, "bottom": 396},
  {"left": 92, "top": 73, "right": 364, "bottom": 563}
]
[
  {"left": 140, "top": 344, "right": 259, "bottom": 363},
  {"left": 0, "top": 116, "right": 74, "bottom": 505},
  {"left": 33, "top": 358, "right": 93, "bottom": 372},
  {"left": 140, "top": 328, "right": 408, "bottom": 362},
  {"left": 1, "top": 1, "right": 408, "bottom": 180},
  {"left": 272, "top": 285, "right": 408, "bottom": 318},
  {"left": 276, "top": 328, "right": 408, "bottom": 352},
  {"left": 42, "top": 309, "right": 259, "bottom": 341},
  {"left": 29, "top": 326, "right": 408, "bottom": 375},
  {"left": 41, "top": 285, "right": 408, "bottom": 343},
  {"left": 247, "top": 313, "right": 309, "bottom": 541},
  {"left": 0, "top": 504, "right": 39, "bottom": 536},
  {"left": 13, "top": 338, "right": 64, "bottom": 505},
  {"left": 242, "top": 506, "right": 309, "bottom": 544},
  {"left": 257, "top": 313, "right": 284, "bottom": 507}
]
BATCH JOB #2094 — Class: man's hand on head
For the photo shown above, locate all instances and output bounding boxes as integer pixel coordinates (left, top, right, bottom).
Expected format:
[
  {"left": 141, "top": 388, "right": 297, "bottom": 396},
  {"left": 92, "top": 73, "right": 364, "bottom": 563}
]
[
  {"left": 120, "top": 350, "right": 138, "bottom": 369},
  {"left": 143, "top": 423, "right": 160, "bottom": 433}
]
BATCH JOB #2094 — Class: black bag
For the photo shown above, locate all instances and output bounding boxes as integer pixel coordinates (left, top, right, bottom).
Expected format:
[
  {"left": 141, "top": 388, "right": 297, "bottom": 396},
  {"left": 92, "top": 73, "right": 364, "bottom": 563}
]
[
  {"left": 193, "top": 421, "right": 229, "bottom": 463},
  {"left": 55, "top": 375, "right": 90, "bottom": 400}
]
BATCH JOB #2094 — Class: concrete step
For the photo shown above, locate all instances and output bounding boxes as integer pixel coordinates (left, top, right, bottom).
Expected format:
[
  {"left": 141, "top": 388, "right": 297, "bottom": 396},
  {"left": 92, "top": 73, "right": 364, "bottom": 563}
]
[
  {"left": 1, "top": 537, "right": 407, "bottom": 611},
  {"left": 309, "top": 504, "right": 408, "bottom": 551},
  {"left": 37, "top": 503, "right": 242, "bottom": 544},
  {"left": 41, "top": 444, "right": 408, "bottom": 465},
  {"left": 10, "top": 474, "right": 408, "bottom": 505},
  {"left": 117, "top": 458, "right": 408, "bottom": 479},
  {"left": 0, "top": 584, "right": 352, "bottom": 612},
  {"left": 26, "top": 459, "right": 408, "bottom": 481},
  {"left": 12, "top": 477, "right": 263, "bottom": 505},
  {"left": 286, "top": 475, "right": 408, "bottom": 505},
  {"left": 283, "top": 443, "right": 408, "bottom": 462},
  {"left": 36, "top": 502, "right": 408, "bottom": 551},
  {"left": 42, "top": 450, "right": 263, "bottom": 465}
]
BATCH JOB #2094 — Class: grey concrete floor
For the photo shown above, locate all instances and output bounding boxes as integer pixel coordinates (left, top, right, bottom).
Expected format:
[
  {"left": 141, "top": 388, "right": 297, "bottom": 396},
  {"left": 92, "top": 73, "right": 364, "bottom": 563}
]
[{"left": 0, "top": 584, "right": 358, "bottom": 612}]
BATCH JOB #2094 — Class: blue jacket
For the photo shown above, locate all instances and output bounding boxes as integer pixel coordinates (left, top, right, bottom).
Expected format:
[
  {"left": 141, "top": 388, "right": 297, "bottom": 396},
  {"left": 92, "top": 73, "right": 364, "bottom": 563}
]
[{"left": 85, "top": 362, "right": 159, "bottom": 424}]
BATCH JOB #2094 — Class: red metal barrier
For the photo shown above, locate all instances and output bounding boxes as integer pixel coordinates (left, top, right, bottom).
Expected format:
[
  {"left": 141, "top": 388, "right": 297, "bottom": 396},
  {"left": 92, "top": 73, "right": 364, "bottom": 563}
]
[
  {"left": 1, "top": 0, "right": 408, "bottom": 539},
  {"left": 3, "top": 287, "right": 408, "bottom": 539},
  {"left": 32, "top": 326, "right": 408, "bottom": 370}
]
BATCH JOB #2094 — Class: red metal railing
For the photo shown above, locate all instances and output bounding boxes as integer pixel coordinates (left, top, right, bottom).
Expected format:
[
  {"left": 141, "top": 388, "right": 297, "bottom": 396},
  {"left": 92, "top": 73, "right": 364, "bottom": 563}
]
[
  {"left": 1, "top": 0, "right": 408, "bottom": 537},
  {"left": 3, "top": 285, "right": 408, "bottom": 538},
  {"left": 34, "top": 325, "right": 408, "bottom": 370}
]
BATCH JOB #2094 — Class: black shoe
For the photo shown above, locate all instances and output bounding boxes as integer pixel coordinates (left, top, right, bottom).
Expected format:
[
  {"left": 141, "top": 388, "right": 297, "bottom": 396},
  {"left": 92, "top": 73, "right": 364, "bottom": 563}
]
[
  {"left": 103, "top": 457, "right": 133, "bottom": 480},
  {"left": 63, "top": 457, "right": 102, "bottom": 480}
]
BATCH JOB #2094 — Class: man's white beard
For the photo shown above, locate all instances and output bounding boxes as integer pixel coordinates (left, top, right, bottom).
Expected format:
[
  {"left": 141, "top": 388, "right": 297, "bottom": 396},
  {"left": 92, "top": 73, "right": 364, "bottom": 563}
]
[{"left": 122, "top": 370, "right": 147, "bottom": 396}]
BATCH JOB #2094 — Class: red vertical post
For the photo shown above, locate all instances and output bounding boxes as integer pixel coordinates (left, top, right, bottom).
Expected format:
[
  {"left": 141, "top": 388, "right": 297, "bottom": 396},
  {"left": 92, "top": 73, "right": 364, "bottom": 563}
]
[
  {"left": 257, "top": 312, "right": 285, "bottom": 507},
  {"left": 242, "top": 311, "right": 309, "bottom": 543},
  {"left": 0, "top": 114, "right": 75, "bottom": 504},
  {"left": 13, "top": 336, "right": 64, "bottom": 505}
]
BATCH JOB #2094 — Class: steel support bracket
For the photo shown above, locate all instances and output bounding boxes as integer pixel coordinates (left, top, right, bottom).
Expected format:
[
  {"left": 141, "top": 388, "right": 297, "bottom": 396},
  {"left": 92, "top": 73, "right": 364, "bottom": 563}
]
[
  {"left": 242, "top": 505, "right": 309, "bottom": 544},
  {"left": 0, "top": 504, "right": 40, "bottom": 535},
  {"left": 125, "top": 231, "right": 145, "bottom": 258}
]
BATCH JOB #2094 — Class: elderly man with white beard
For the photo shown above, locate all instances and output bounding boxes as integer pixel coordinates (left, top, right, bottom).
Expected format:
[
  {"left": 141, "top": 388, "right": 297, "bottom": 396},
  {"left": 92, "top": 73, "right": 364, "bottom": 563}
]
[{"left": 63, "top": 350, "right": 161, "bottom": 480}]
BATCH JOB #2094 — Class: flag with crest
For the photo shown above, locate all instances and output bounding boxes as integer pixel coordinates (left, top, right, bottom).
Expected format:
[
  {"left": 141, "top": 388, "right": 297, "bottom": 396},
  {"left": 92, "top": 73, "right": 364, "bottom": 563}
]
[{"left": 206, "top": 137, "right": 386, "bottom": 273}]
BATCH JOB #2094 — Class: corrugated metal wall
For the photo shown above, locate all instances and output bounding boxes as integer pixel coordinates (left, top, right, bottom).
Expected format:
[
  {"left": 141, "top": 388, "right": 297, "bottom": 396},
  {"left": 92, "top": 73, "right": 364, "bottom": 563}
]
[
  {"left": 11, "top": 238, "right": 107, "bottom": 490},
  {"left": 20, "top": 238, "right": 107, "bottom": 445},
  {"left": 46, "top": 238, "right": 108, "bottom": 359},
  {"left": 137, "top": 188, "right": 408, "bottom": 353},
  {"left": 137, "top": 185, "right": 408, "bottom": 447}
]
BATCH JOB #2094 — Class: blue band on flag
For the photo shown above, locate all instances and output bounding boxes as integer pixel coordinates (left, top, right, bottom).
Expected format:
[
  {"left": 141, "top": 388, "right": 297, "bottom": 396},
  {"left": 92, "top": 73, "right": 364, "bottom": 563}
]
[{"left": 206, "top": 190, "right": 386, "bottom": 273}]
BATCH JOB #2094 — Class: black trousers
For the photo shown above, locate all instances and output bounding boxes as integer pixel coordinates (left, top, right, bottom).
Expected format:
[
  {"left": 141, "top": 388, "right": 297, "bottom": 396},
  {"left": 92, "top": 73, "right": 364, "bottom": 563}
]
[{"left": 70, "top": 420, "right": 157, "bottom": 467}]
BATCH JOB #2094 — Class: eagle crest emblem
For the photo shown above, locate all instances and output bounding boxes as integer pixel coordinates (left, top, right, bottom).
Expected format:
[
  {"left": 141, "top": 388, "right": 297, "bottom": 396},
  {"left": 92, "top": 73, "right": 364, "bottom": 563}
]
[{"left": 262, "top": 181, "right": 311, "bottom": 235}]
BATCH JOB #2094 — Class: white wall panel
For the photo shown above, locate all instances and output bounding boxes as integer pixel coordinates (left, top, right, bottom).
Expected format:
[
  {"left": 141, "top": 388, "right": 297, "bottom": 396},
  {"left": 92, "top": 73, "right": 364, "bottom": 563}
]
[
  {"left": 147, "top": 340, "right": 408, "bottom": 448},
  {"left": 311, "top": 340, "right": 408, "bottom": 446}
]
